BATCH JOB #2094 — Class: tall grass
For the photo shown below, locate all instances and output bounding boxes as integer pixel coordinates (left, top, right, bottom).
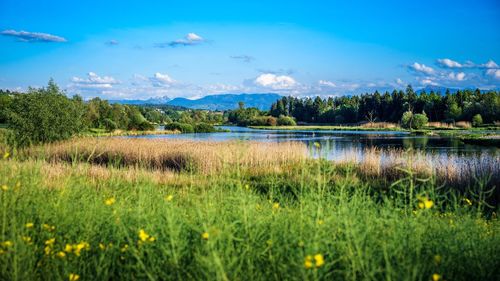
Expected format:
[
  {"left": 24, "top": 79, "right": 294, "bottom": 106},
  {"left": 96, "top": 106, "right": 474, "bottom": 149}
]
[{"left": 1, "top": 140, "right": 499, "bottom": 280}]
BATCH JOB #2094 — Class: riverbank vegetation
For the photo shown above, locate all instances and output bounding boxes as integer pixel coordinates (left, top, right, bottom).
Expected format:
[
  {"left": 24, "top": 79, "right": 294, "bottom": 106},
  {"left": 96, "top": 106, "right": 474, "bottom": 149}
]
[{"left": 1, "top": 139, "right": 499, "bottom": 280}]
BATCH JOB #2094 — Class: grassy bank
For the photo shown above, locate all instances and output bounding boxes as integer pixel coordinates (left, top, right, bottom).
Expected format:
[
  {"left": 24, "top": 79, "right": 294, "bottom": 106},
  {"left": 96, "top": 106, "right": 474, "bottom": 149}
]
[
  {"left": 1, "top": 140, "right": 499, "bottom": 281},
  {"left": 249, "top": 125, "right": 404, "bottom": 131}
]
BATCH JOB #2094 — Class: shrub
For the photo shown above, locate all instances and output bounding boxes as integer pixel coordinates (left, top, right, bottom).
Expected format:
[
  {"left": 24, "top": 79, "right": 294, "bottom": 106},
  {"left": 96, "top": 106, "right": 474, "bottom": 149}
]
[
  {"left": 6, "top": 80, "right": 85, "bottom": 146},
  {"left": 165, "top": 122, "right": 194, "bottom": 133},
  {"left": 194, "top": 123, "right": 217, "bottom": 133},
  {"left": 103, "top": 118, "right": 118, "bottom": 132},
  {"left": 401, "top": 111, "right": 413, "bottom": 129},
  {"left": 472, "top": 114, "right": 483, "bottom": 127},
  {"left": 277, "top": 115, "right": 297, "bottom": 126},
  {"left": 137, "top": 121, "right": 156, "bottom": 131},
  {"left": 412, "top": 113, "right": 428, "bottom": 129},
  {"left": 249, "top": 116, "right": 277, "bottom": 126},
  {"left": 401, "top": 111, "right": 428, "bottom": 129}
]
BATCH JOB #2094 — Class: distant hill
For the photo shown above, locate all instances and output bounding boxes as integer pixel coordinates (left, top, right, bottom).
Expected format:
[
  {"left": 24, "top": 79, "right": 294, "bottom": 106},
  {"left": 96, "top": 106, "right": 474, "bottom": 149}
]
[
  {"left": 416, "top": 86, "right": 496, "bottom": 94},
  {"left": 109, "top": 96, "right": 171, "bottom": 105},
  {"left": 166, "top": 93, "right": 282, "bottom": 110}
]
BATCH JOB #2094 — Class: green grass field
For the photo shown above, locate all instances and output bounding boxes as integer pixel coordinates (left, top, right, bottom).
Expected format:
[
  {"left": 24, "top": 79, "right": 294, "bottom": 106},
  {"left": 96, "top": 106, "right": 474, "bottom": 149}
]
[{"left": 1, "top": 143, "right": 499, "bottom": 281}]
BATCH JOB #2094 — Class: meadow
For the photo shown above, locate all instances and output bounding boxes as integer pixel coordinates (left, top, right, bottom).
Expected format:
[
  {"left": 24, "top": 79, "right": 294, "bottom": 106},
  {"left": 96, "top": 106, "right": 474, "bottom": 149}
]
[{"left": 0, "top": 139, "right": 499, "bottom": 281}]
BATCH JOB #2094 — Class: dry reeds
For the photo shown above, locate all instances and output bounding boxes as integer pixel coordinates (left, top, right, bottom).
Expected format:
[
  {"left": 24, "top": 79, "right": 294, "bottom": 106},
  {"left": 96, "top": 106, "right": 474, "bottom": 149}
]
[
  {"left": 336, "top": 147, "right": 499, "bottom": 190},
  {"left": 24, "top": 138, "right": 307, "bottom": 174},
  {"left": 359, "top": 122, "right": 398, "bottom": 129}
]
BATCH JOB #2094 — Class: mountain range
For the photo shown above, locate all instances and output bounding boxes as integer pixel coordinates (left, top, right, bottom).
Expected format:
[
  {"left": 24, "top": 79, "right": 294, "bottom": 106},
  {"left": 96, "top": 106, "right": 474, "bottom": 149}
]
[{"left": 110, "top": 93, "right": 282, "bottom": 111}]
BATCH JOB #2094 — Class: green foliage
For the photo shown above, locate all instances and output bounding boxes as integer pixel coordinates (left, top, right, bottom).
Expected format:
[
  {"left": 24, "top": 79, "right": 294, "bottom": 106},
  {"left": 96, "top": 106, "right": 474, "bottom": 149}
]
[
  {"left": 401, "top": 111, "right": 428, "bottom": 129},
  {"left": 277, "top": 115, "right": 296, "bottom": 126},
  {"left": 472, "top": 114, "right": 483, "bottom": 127},
  {"left": 249, "top": 116, "right": 277, "bottom": 126},
  {"left": 6, "top": 80, "right": 85, "bottom": 146},
  {"left": 0, "top": 159, "right": 498, "bottom": 280},
  {"left": 268, "top": 88, "right": 500, "bottom": 124},
  {"left": 412, "top": 113, "right": 428, "bottom": 129},
  {"left": 103, "top": 118, "right": 118, "bottom": 132},
  {"left": 194, "top": 123, "right": 217, "bottom": 133},
  {"left": 165, "top": 122, "right": 195, "bottom": 133},
  {"left": 401, "top": 111, "right": 414, "bottom": 129}
]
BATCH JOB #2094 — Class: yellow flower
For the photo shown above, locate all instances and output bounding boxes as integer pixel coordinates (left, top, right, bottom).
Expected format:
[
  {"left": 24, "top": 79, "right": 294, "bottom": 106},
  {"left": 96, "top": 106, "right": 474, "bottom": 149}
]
[
  {"left": 69, "top": 273, "right": 80, "bottom": 281},
  {"left": 22, "top": 236, "right": 32, "bottom": 244},
  {"left": 64, "top": 244, "right": 73, "bottom": 253},
  {"left": 304, "top": 255, "right": 313, "bottom": 269},
  {"left": 44, "top": 246, "right": 52, "bottom": 255},
  {"left": 418, "top": 198, "right": 434, "bottom": 209},
  {"left": 56, "top": 251, "right": 66, "bottom": 258},
  {"left": 99, "top": 243, "right": 106, "bottom": 250},
  {"left": 42, "top": 224, "right": 55, "bottom": 232},
  {"left": 432, "top": 273, "right": 441, "bottom": 281},
  {"left": 1, "top": 241, "right": 13, "bottom": 247},
  {"left": 121, "top": 244, "right": 128, "bottom": 252},
  {"left": 1, "top": 185, "right": 8, "bottom": 191},
  {"left": 104, "top": 197, "right": 116, "bottom": 206},
  {"left": 314, "top": 254, "right": 325, "bottom": 268},
  {"left": 3, "top": 151, "right": 10, "bottom": 159},
  {"left": 165, "top": 195, "right": 174, "bottom": 202},
  {"left": 317, "top": 219, "right": 324, "bottom": 225},
  {"left": 25, "top": 222, "right": 34, "bottom": 229},
  {"left": 138, "top": 229, "right": 150, "bottom": 242},
  {"left": 464, "top": 198, "right": 473, "bottom": 206},
  {"left": 74, "top": 242, "right": 90, "bottom": 256},
  {"left": 201, "top": 232, "right": 209, "bottom": 240},
  {"left": 314, "top": 142, "right": 321, "bottom": 148},
  {"left": 0, "top": 249, "right": 5, "bottom": 255},
  {"left": 272, "top": 203, "right": 280, "bottom": 210},
  {"left": 45, "top": 238, "right": 56, "bottom": 246},
  {"left": 244, "top": 184, "right": 250, "bottom": 190}
]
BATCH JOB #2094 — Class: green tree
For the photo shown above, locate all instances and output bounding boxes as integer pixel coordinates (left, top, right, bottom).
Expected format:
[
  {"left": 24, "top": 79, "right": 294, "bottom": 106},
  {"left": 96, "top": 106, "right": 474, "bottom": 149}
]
[
  {"left": 472, "top": 114, "right": 483, "bottom": 127},
  {"left": 7, "top": 80, "right": 85, "bottom": 146}
]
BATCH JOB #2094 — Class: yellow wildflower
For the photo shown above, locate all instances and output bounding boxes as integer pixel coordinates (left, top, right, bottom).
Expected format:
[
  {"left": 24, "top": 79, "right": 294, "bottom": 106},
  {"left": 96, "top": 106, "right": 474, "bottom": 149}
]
[
  {"left": 99, "top": 243, "right": 106, "bottom": 250},
  {"left": 1, "top": 185, "right": 8, "bottom": 191},
  {"left": 45, "top": 238, "right": 56, "bottom": 246},
  {"left": 464, "top": 198, "right": 472, "bottom": 206},
  {"left": 74, "top": 242, "right": 90, "bottom": 256},
  {"left": 314, "top": 254, "right": 325, "bottom": 268},
  {"left": 138, "top": 229, "right": 150, "bottom": 242},
  {"left": 317, "top": 219, "right": 324, "bottom": 225},
  {"left": 418, "top": 198, "right": 434, "bottom": 209},
  {"left": 64, "top": 244, "right": 73, "bottom": 253},
  {"left": 44, "top": 246, "right": 52, "bottom": 255},
  {"left": 0, "top": 249, "right": 5, "bottom": 255},
  {"left": 272, "top": 202, "right": 280, "bottom": 210},
  {"left": 1, "top": 241, "right": 13, "bottom": 247},
  {"left": 104, "top": 197, "right": 116, "bottom": 206},
  {"left": 69, "top": 273, "right": 80, "bottom": 281},
  {"left": 22, "top": 236, "right": 32, "bottom": 244},
  {"left": 42, "top": 224, "right": 55, "bottom": 232},
  {"left": 56, "top": 251, "right": 66, "bottom": 258},
  {"left": 3, "top": 151, "right": 10, "bottom": 159},
  {"left": 165, "top": 195, "right": 173, "bottom": 202},
  {"left": 244, "top": 184, "right": 250, "bottom": 190},
  {"left": 314, "top": 142, "right": 321, "bottom": 148},
  {"left": 202, "top": 232, "right": 209, "bottom": 240},
  {"left": 120, "top": 244, "right": 128, "bottom": 252},
  {"left": 304, "top": 255, "right": 313, "bottom": 269},
  {"left": 25, "top": 222, "right": 34, "bottom": 228},
  {"left": 432, "top": 273, "right": 441, "bottom": 281}
]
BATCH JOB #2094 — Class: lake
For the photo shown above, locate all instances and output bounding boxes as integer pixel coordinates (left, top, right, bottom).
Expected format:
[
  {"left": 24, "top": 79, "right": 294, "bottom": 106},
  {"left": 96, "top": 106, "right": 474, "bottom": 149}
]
[{"left": 126, "top": 126, "right": 499, "bottom": 162}]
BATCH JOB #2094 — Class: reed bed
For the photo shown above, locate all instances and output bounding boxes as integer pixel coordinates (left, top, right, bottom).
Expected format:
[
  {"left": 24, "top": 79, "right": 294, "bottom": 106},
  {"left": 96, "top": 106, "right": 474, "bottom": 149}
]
[
  {"left": 359, "top": 122, "right": 398, "bottom": 129},
  {"left": 23, "top": 138, "right": 308, "bottom": 173},
  {"left": 335, "top": 147, "right": 499, "bottom": 193}
]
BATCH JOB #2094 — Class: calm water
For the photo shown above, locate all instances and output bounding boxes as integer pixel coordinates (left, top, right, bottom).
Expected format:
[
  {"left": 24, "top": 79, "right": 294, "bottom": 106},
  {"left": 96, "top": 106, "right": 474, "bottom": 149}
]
[{"left": 127, "top": 126, "right": 499, "bottom": 160}]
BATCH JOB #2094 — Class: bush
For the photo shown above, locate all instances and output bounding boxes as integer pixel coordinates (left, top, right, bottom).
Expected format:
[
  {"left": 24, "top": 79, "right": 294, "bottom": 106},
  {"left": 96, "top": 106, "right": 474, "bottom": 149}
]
[
  {"left": 103, "top": 118, "right": 118, "bottom": 132},
  {"left": 165, "top": 122, "right": 194, "bottom": 133},
  {"left": 6, "top": 80, "right": 85, "bottom": 146},
  {"left": 194, "top": 123, "right": 217, "bottom": 133},
  {"left": 137, "top": 121, "right": 156, "bottom": 131},
  {"left": 249, "top": 116, "right": 277, "bottom": 126},
  {"left": 277, "top": 115, "right": 296, "bottom": 126},
  {"left": 401, "top": 111, "right": 413, "bottom": 129},
  {"left": 472, "top": 114, "right": 483, "bottom": 127},
  {"left": 412, "top": 113, "right": 428, "bottom": 129},
  {"left": 401, "top": 111, "right": 428, "bottom": 129}
]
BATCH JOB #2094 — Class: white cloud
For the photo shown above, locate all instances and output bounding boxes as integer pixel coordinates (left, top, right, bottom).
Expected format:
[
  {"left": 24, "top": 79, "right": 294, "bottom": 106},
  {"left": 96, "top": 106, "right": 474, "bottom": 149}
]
[
  {"left": 481, "top": 60, "right": 499, "bottom": 69},
  {"left": 71, "top": 72, "right": 119, "bottom": 89},
  {"left": 165, "top": 33, "right": 205, "bottom": 47},
  {"left": 396, "top": 78, "right": 405, "bottom": 85},
  {"left": 151, "top": 72, "right": 175, "bottom": 85},
  {"left": 437, "top": 58, "right": 462, "bottom": 68},
  {"left": 486, "top": 69, "right": 500, "bottom": 79},
  {"left": 1, "top": 29, "right": 67, "bottom": 43},
  {"left": 448, "top": 72, "right": 466, "bottom": 81},
  {"left": 254, "top": 73, "right": 297, "bottom": 90},
  {"left": 419, "top": 77, "right": 439, "bottom": 86},
  {"left": 318, "top": 80, "right": 337, "bottom": 87},
  {"left": 409, "top": 62, "right": 434, "bottom": 75}
]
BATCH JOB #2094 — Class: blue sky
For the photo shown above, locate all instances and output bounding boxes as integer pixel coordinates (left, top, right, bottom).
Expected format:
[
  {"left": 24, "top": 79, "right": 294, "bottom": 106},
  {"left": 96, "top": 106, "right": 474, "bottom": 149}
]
[{"left": 1, "top": 0, "right": 499, "bottom": 99}]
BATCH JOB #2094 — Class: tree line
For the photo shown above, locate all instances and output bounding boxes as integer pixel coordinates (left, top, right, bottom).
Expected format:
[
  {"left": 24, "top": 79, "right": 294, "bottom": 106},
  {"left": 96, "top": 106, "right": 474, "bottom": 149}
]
[{"left": 268, "top": 86, "right": 500, "bottom": 124}]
